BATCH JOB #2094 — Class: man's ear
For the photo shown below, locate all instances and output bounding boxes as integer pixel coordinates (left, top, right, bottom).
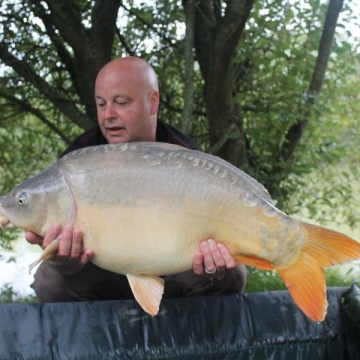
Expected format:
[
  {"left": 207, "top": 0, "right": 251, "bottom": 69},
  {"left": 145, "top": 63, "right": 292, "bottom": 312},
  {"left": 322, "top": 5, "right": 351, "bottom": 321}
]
[{"left": 149, "top": 90, "right": 160, "bottom": 115}]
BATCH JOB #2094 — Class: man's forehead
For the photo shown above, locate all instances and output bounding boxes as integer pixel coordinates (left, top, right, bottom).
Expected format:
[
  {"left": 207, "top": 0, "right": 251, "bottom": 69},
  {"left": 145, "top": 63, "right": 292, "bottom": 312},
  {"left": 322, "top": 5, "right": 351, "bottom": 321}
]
[{"left": 95, "top": 93, "right": 132, "bottom": 100}]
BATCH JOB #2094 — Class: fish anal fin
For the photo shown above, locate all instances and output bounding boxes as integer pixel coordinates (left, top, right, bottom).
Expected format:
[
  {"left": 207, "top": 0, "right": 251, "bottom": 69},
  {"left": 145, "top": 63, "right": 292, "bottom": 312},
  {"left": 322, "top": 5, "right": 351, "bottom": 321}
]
[
  {"left": 234, "top": 255, "right": 274, "bottom": 270},
  {"left": 127, "top": 274, "right": 164, "bottom": 316},
  {"left": 28, "top": 238, "right": 60, "bottom": 274},
  {"left": 277, "top": 252, "right": 327, "bottom": 323}
]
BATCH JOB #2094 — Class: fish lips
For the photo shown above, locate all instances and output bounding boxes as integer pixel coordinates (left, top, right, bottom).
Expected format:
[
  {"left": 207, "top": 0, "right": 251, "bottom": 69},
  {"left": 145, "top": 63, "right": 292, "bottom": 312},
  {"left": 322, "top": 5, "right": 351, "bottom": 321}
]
[
  {"left": 0, "top": 196, "right": 15, "bottom": 228},
  {"left": 0, "top": 211, "right": 12, "bottom": 229},
  {"left": 0, "top": 194, "right": 17, "bottom": 208}
]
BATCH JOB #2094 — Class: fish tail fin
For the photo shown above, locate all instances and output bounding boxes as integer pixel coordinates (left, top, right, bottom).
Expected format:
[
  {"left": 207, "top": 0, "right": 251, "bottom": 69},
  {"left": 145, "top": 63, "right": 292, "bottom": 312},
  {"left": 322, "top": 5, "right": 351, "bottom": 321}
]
[{"left": 277, "top": 222, "right": 360, "bottom": 322}]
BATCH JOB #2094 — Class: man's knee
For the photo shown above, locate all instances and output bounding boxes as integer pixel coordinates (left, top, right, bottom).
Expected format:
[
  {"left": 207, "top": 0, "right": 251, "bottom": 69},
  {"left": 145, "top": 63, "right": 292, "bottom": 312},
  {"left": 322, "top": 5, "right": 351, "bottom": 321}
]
[
  {"left": 31, "top": 261, "right": 77, "bottom": 302},
  {"left": 235, "top": 264, "right": 248, "bottom": 292},
  {"left": 210, "top": 264, "right": 247, "bottom": 295}
]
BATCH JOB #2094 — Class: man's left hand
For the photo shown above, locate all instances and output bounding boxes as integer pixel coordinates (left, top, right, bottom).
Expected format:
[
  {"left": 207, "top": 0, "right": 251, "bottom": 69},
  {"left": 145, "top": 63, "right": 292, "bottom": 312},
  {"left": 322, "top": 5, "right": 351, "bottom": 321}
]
[{"left": 192, "top": 239, "right": 237, "bottom": 280}]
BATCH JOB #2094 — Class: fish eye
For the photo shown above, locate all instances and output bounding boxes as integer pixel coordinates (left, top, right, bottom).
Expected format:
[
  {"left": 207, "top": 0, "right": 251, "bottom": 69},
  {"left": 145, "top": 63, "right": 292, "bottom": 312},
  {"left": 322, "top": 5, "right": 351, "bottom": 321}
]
[{"left": 18, "top": 192, "right": 28, "bottom": 206}]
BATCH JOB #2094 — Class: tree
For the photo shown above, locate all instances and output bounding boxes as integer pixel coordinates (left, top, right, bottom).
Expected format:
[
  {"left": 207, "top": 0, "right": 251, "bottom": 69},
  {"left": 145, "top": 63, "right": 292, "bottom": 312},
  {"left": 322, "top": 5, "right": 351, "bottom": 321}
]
[{"left": 0, "top": 0, "right": 359, "bottom": 210}]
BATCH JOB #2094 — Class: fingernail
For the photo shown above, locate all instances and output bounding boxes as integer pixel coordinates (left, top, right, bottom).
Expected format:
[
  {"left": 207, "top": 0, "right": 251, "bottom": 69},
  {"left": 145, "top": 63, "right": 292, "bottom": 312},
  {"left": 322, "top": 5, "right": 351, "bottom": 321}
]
[
  {"left": 207, "top": 239, "right": 215, "bottom": 246},
  {"left": 74, "top": 230, "right": 82, "bottom": 240},
  {"left": 52, "top": 224, "right": 60, "bottom": 232}
]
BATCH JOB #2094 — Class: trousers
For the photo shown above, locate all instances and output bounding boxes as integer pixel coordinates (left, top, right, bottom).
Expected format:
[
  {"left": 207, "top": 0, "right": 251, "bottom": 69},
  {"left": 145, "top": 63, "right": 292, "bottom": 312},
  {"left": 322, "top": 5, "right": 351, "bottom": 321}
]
[{"left": 31, "top": 260, "right": 247, "bottom": 302}]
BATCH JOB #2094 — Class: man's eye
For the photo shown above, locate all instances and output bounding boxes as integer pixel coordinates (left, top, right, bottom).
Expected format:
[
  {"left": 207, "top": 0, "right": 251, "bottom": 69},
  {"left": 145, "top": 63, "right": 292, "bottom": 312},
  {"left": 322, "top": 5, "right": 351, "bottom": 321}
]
[
  {"left": 97, "top": 103, "right": 105, "bottom": 108},
  {"left": 116, "top": 101, "right": 128, "bottom": 106}
]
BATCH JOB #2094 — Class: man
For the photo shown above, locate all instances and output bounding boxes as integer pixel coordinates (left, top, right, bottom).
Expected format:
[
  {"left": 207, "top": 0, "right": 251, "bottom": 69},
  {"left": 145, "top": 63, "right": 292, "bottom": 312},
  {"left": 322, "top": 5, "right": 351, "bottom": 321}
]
[{"left": 26, "top": 57, "right": 247, "bottom": 302}]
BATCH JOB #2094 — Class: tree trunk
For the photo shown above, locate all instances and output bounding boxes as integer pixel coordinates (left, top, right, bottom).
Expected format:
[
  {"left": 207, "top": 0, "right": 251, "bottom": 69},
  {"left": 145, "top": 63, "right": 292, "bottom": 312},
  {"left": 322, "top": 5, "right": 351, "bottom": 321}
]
[
  {"left": 0, "top": 0, "right": 121, "bottom": 130},
  {"left": 180, "top": 0, "right": 196, "bottom": 135},
  {"left": 191, "top": 0, "right": 255, "bottom": 167},
  {"left": 279, "top": 0, "right": 344, "bottom": 163}
]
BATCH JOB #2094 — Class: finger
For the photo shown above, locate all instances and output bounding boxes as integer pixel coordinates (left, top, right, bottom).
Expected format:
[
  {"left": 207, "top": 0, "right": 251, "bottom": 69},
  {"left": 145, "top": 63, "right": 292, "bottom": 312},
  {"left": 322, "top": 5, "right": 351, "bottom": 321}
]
[
  {"left": 57, "top": 225, "right": 73, "bottom": 256},
  {"left": 200, "top": 239, "right": 216, "bottom": 272},
  {"left": 43, "top": 223, "right": 62, "bottom": 249},
  {"left": 70, "top": 229, "right": 83, "bottom": 258},
  {"left": 207, "top": 239, "right": 226, "bottom": 269},
  {"left": 218, "top": 243, "right": 237, "bottom": 270},
  {"left": 192, "top": 252, "right": 204, "bottom": 275},
  {"left": 80, "top": 249, "right": 94, "bottom": 264},
  {"left": 25, "top": 231, "right": 43, "bottom": 246}
]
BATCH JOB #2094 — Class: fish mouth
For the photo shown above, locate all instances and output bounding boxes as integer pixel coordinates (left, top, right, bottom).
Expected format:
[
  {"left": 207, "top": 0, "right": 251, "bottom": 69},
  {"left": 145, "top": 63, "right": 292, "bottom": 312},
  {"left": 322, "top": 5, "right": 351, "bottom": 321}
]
[
  {"left": 0, "top": 201, "right": 13, "bottom": 229},
  {"left": 0, "top": 214, "right": 13, "bottom": 229}
]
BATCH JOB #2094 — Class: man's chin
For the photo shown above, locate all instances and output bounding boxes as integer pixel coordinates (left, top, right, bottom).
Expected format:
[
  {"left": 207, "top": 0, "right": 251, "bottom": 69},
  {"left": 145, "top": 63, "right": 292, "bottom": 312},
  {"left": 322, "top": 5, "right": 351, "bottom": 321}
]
[{"left": 106, "top": 133, "right": 129, "bottom": 144}]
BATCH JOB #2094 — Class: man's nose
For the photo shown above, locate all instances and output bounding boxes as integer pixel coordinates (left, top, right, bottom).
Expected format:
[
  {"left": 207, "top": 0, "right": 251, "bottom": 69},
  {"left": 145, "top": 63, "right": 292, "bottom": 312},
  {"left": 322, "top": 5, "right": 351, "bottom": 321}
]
[{"left": 104, "top": 104, "right": 117, "bottom": 119}]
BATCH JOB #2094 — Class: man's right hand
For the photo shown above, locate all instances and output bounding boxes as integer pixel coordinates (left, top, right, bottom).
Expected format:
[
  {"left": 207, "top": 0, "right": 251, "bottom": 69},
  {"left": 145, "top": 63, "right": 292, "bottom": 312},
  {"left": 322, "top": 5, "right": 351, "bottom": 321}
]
[{"left": 25, "top": 224, "right": 93, "bottom": 265}]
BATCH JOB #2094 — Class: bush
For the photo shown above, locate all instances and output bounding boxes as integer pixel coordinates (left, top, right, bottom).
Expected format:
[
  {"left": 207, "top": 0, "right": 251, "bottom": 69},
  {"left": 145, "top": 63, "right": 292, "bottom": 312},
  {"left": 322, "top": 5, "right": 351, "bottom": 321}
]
[{"left": 0, "top": 283, "right": 37, "bottom": 304}]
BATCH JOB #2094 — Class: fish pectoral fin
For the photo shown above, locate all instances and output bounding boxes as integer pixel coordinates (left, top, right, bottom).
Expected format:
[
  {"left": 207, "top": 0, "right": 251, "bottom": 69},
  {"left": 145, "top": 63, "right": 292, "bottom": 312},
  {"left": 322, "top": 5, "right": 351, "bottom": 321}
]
[
  {"left": 234, "top": 255, "right": 274, "bottom": 270},
  {"left": 28, "top": 238, "right": 60, "bottom": 274},
  {"left": 126, "top": 274, "right": 164, "bottom": 316}
]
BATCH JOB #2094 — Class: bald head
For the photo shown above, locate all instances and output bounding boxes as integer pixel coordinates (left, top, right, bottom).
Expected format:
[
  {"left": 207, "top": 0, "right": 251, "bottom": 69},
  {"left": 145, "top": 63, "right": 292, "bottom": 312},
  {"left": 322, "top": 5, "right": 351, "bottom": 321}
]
[
  {"left": 96, "top": 57, "right": 159, "bottom": 94},
  {"left": 95, "top": 57, "right": 159, "bottom": 144}
]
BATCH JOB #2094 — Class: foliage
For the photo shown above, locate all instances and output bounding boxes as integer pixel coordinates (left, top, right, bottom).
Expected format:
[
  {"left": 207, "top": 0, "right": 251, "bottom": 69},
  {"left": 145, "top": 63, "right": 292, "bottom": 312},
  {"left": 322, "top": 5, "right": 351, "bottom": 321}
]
[
  {"left": 0, "top": 1, "right": 358, "bottom": 208},
  {"left": 245, "top": 268, "right": 287, "bottom": 292},
  {"left": 231, "top": 0, "right": 360, "bottom": 210},
  {"left": 0, "top": 0, "right": 359, "bottom": 297},
  {"left": 0, "top": 230, "right": 22, "bottom": 255},
  {"left": 0, "top": 283, "right": 36, "bottom": 304}
]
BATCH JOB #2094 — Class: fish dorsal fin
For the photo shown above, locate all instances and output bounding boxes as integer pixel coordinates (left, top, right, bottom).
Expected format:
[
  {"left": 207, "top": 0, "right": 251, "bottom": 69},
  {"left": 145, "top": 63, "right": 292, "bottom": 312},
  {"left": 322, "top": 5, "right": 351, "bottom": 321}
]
[
  {"left": 126, "top": 274, "right": 165, "bottom": 316},
  {"left": 28, "top": 238, "right": 60, "bottom": 273}
]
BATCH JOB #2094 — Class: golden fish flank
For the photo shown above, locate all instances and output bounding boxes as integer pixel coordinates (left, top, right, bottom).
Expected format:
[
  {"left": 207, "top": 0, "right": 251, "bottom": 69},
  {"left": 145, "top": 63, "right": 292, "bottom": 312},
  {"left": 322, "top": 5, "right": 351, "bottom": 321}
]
[{"left": 0, "top": 141, "right": 360, "bottom": 323}]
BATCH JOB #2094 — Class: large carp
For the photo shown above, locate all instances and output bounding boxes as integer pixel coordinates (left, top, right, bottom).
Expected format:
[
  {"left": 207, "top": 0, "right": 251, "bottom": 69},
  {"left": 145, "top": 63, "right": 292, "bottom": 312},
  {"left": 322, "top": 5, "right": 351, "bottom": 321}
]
[{"left": 0, "top": 142, "right": 359, "bottom": 322}]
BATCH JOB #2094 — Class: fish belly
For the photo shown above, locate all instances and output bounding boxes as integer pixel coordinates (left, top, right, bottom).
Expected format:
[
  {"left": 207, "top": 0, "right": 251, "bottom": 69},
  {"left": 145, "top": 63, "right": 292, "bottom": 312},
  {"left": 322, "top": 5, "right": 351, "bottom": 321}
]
[
  {"left": 76, "top": 204, "right": 217, "bottom": 275},
  {"left": 75, "top": 196, "right": 304, "bottom": 276}
]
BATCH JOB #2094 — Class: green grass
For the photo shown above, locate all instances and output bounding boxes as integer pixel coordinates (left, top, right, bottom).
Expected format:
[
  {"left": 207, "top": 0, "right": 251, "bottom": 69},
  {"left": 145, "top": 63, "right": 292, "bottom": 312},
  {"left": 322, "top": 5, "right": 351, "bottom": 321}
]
[{"left": 244, "top": 266, "right": 359, "bottom": 293}]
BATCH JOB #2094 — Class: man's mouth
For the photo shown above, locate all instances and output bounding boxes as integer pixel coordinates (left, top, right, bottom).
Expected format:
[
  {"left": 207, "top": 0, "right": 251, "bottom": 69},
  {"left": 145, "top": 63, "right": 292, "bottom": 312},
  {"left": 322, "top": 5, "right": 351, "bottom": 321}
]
[{"left": 107, "top": 126, "right": 125, "bottom": 134}]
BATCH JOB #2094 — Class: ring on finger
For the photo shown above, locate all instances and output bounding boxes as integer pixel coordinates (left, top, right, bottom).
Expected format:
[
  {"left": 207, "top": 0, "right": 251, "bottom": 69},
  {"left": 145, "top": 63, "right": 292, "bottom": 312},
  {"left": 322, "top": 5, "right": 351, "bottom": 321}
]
[{"left": 205, "top": 268, "right": 217, "bottom": 275}]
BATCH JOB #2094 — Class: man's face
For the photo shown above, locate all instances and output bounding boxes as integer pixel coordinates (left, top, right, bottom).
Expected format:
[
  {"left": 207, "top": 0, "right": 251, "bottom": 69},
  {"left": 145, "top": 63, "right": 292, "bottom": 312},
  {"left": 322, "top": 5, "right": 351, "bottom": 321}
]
[{"left": 95, "top": 65, "right": 158, "bottom": 144}]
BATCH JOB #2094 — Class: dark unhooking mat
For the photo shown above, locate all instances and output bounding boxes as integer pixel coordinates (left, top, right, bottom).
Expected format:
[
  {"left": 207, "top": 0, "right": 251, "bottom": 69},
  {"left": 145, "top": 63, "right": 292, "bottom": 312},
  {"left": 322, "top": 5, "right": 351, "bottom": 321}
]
[{"left": 0, "top": 284, "right": 359, "bottom": 360}]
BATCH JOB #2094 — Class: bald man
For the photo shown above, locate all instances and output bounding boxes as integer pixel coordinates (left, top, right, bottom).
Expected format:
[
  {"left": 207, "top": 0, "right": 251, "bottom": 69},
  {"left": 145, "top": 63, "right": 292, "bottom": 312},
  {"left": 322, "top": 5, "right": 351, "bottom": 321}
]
[{"left": 26, "top": 57, "right": 247, "bottom": 303}]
